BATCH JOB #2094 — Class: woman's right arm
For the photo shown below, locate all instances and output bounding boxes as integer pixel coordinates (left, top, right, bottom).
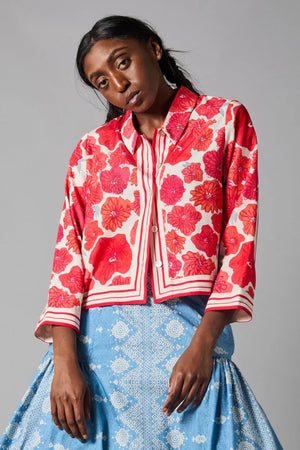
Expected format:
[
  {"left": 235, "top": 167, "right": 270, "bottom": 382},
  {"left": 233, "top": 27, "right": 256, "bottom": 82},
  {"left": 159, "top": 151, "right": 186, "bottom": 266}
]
[{"left": 51, "top": 325, "right": 91, "bottom": 442}]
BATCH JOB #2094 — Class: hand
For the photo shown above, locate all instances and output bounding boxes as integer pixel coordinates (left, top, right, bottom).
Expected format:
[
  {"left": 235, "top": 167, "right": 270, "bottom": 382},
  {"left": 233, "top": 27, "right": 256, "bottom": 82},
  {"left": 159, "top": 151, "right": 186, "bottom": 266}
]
[
  {"left": 50, "top": 360, "right": 91, "bottom": 442},
  {"left": 162, "top": 342, "right": 213, "bottom": 416}
]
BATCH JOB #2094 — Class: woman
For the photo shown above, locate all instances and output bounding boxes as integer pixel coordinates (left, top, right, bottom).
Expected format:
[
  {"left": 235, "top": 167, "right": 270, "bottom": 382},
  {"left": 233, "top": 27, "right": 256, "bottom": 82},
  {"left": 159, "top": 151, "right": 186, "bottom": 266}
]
[{"left": 0, "top": 15, "right": 282, "bottom": 449}]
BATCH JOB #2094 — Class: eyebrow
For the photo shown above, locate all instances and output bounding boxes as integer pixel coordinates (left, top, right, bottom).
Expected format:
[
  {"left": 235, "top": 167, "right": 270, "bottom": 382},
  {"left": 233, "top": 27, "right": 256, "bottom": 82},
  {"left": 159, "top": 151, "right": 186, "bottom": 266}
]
[{"left": 89, "top": 46, "right": 128, "bottom": 82}]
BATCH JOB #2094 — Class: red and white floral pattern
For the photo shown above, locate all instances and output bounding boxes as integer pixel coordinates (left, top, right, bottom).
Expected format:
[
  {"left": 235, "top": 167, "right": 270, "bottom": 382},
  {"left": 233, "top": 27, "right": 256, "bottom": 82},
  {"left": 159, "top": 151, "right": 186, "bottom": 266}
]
[{"left": 34, "top": 86, "right": 258, "bottom": 343}]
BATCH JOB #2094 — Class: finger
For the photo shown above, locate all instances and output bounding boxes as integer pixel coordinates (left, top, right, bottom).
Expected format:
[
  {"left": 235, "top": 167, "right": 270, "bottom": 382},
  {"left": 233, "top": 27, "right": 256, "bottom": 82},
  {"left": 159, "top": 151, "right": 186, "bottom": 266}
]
[
  {"left": 64, "top": 401, "right": 86, "bottom": 442},
  {"left": 162, "top": 374, "right": 184, "bottom": 412},
  {"left": 50, "top": 399, "right": 62, "bottom": 430},
  {"left": 56, "top": 401, "right": 74, "bottom": 438},
  {"left": 84, "top": 387, "right": 91, "bottom": 421},
  {"left": 73, "top": 397, "right": 89, "bottom": 440},
  {"left": 177, "top": 379, "right": 200, "bottom": 413},
  {"left": 167, "top": 374, "right": 195, "bottom": 415},
  {"left": 192, "top": 381, "right": 210, "bottom": 407}
]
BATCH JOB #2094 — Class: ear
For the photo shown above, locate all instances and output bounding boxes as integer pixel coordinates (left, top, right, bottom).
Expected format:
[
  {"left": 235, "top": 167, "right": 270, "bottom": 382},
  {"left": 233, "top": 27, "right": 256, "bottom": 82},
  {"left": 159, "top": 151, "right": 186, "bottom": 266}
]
[{"left": 147, "top": 36, "right": 162, "bottom": 61}]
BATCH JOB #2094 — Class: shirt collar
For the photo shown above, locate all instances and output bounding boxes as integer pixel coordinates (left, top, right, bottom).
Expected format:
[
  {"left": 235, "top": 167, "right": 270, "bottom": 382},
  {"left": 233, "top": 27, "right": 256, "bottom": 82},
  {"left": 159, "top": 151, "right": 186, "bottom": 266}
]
[{"left": 120, "top": 85, "right": 199, "bottom": 154}]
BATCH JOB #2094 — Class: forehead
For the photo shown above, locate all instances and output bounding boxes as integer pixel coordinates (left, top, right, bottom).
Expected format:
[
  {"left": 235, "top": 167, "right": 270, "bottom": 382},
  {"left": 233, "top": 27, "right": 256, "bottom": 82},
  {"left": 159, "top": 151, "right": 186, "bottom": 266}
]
[{"left": 83, "top": 37, "right": 146, "bottom": 76}]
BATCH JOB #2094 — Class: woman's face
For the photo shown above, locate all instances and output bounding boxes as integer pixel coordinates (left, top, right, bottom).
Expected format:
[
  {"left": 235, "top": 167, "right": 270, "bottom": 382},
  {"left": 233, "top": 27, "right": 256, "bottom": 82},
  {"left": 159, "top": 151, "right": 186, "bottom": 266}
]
[{"left": 83, "top": 37, "right": 166, "bottom": 114}]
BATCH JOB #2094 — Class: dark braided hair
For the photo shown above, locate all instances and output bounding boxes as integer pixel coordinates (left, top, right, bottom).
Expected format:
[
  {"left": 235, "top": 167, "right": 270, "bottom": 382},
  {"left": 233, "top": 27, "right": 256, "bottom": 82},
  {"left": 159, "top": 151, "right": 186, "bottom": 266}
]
[{"left": 76, "top": 15, "right": 200, "bottom": 122}]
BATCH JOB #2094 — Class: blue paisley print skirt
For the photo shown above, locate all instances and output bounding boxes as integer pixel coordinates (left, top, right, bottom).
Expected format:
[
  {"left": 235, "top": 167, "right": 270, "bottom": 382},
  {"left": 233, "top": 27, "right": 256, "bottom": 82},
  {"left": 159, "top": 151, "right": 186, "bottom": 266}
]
[{"left": 0, "top": 275, "right": 282, "bottom": 449}]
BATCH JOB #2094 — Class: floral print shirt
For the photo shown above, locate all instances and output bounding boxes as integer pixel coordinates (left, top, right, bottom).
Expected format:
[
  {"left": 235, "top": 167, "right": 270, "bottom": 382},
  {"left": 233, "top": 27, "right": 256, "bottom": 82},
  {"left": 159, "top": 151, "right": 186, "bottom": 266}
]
[{"left": 34, "top": 86, "right": 258, "bottom": 343}]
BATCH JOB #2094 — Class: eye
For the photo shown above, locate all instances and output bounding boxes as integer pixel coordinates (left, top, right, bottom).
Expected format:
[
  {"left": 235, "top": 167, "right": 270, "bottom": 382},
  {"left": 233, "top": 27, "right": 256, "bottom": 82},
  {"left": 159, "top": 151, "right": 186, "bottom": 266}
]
[
  {"left": 118, "top": 58, "right": 130, "bottom": 70},
  {"left": 97, "top": 78, "right": 109, "bottom": 89}
]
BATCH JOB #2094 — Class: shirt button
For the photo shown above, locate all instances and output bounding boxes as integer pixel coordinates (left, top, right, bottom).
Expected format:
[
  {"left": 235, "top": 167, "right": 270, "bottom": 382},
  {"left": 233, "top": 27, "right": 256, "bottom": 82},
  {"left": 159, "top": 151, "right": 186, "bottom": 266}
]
[
  {"left": 152, "top": 225, "right": 158, "bottom": 232},
  {"left": 155, "top": 260, "right": 163, "bottom": 268},
  {"left": 157, "top": 162, "right": 162, "bottom": 168}
]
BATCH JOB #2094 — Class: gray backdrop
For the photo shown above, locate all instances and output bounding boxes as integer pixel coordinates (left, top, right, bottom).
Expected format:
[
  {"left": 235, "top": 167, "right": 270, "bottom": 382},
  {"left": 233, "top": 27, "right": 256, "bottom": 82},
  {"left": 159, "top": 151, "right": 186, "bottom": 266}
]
[{"left": 1, "top": 1, "right": 299, "bottom": 448}]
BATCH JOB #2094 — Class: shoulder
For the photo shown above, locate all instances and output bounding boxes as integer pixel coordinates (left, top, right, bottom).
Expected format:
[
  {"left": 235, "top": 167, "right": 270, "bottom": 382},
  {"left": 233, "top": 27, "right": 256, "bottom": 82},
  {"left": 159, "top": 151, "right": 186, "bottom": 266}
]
[
  {"left": 69, "top": 115, "right": 125, "bottom": 165},
  {"left": 195, "top": 93, "right": 244, "bottom": 113}
]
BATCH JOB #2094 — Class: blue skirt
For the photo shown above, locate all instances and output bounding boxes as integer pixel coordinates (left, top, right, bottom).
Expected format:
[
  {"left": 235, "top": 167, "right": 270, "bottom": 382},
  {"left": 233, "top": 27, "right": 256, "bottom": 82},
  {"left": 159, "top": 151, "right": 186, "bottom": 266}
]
[{"left": 0, "top": 276, "right": 282, "bottom": 449}]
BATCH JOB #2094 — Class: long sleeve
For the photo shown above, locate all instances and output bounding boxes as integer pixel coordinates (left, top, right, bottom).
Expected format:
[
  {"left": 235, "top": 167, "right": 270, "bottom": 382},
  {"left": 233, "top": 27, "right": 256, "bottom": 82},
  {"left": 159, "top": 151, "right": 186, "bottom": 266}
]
[
  {"left": 34, "top": 139, "right": 87, "bottom": 343},
  {"left": 204, "top": 101, "right": 259, "bottom": 322}
]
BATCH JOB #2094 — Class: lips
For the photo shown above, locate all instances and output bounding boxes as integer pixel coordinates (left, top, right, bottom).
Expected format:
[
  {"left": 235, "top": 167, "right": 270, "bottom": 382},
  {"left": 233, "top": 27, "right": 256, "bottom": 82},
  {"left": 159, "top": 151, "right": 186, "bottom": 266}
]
[{"left": 126, "top": 90, "right": 141, "bottom": 106}]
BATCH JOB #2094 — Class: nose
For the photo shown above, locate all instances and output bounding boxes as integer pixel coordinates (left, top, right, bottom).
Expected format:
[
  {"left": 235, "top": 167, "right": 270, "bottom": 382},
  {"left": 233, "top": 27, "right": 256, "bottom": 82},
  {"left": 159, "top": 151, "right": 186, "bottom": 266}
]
[{"left": 112, "top": 73, "right": 130, "bottom": 92}]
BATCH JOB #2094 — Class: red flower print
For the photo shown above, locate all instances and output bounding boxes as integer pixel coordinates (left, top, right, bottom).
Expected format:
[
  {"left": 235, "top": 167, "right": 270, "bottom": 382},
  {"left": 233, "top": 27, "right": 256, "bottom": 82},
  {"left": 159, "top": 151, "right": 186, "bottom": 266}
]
[
  {"left": 160, "top": 175, "right": 185, "bottom": 205},
  {"left": 90, "top": 234, "right": 132, "bottom": 285},
  {"left": 66, "top": 228, "right": 81, "bottom": 254},
  {"left": 166, "top": 230, "right": 186, "bottom": 254},
  {"left": 224, "top": 183, "right": 238, "bottom": 221},
  {"left": 234, "top": 105, "right": 256, "bottom": 150},
  {"left": 182, "top": 251, "right": 215, "bottom": 276},
  {"left": 130, "top": 220, "right": 139, "bottom": 245},
  {"left": 167, "top": 144, "right": 192, "bottom": 165},
  {"left": 182, "top": 163, "right": 203, "bottom": 183},
  {"left": 171, "top": 89, "right": 196, "bottom": 112},
  {"left": 196, "top": 98, "right": 226, "bottom": 119},
  {"left": 132, "top": 191, "right": 140, "bottom": 215},
  {"left": 85, "top": 203, "right": 96, "bottom": 224},
  {"left": 59, "top": 265, "right": 83, "bottom": 294},
  {"left": 212, "top": 271, "right": 233, "bottom": 293},
  {"left": 63, "top": 208, "right": 72, "bottom": 229},
  {"left": 229, "top": 241, "right": 256, "bottom": 288},
  {"left": 110, "top": 276, "right": 131, "bottom": 285},
  {"left": 69, "top": 141, "right": 83, "bottom": 167},
  {"left": 244, "top": 171, "right": 258, "bottom": 201},
  {"left": 165, "top": 112, "right": 191, "bottom": 141},
  {"left": 203, "top": 149, "right": 223, "bottom": 182},
  {"left": 53, "top": 248, "right": 73, "bottom": 273},
  {"left": 86, "top": 148, "right": 107, "bottom": 176},
  {"left": 215, "top": 127, "right": 225, "bottom": 149},
  {"left": 130, "top": 168, "right": 138, "bottom": 186},
  {"left": 100, "top": 166, "right": 130, "bottom": 194},
  {"left": 167, "top": 203, "right": 202, "bottom": 236},
  {"left": 247, "top": 285, "right": 254, "bottom": 298},
  {"left": 84, "top": 268, "right": 95, "bottom": 291},
  {"left": 109, "top": 145, "right": 135, "bottom": 167},
  {"left": 191, "top": 225, "right": 218, "bottom": 257},
  {"left": 101, "top": 197, "right": 132, "bottom": 232},
  {"left": 182, "top": 118, "right": 215, "bottom": 152},
  {"left": 168, "top": 252, "right": 182, "bottom": 278},
  {"left": 226, "top": 103, "right": 233, "bottom": 123},
  {"left": 121, "top": 115, "right": 135, "bottom": 139},
  {"left": 223, "top": 226, "right": 245, "bottom": 254},
  {"left": 230, "top": 148, "right": 251, "bottom": 186},
  {"left": 190, "top": 180, "right": 222, "bottom": 213},
  {"left": 83, "top": 176, "right": 103, "bottom": 205},
  {"left": 56, "top": 224, "right": 64, "bottom": 245},
  {"left": 84, "top": 220, "right": 103, "bottom": 251},
  {"left": 96, "top": 119, "right": 120, "bottom": 150},
  {"left": 239, "top": 204, "right": 257, "bottom": 236},
  {"left": 70, "top": 193, "right": 85, "bottom": 234},
  {"left": 48, "top": 286, "right": 80, "bottom": 308},
  {"left": 211, "top": 213, "right": 222, "bottom": 234}
]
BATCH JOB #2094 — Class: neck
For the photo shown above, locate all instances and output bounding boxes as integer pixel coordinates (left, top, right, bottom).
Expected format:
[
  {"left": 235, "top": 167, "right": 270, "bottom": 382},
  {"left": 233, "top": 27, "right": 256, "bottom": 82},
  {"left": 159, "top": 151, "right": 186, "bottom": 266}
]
[{"left": 132, "top": 82, "right": 177, "bottom": 140}]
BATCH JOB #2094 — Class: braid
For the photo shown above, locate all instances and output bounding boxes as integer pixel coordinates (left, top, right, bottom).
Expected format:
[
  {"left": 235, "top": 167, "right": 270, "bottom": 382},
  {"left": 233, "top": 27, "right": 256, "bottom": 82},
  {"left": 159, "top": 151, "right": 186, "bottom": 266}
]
[
  {"left": 106, "top": 103, "right": 124, "bottom": 122},
  {"left": 159, "top": 49, "right": 199, "bottom": 95}
]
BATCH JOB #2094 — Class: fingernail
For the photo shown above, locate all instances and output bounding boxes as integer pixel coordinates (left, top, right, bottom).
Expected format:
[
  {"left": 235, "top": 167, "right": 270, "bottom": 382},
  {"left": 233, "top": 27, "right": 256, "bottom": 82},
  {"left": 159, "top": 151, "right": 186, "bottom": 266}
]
[{"left": 83, "top": 434, "right": 88, "bottom": 439}]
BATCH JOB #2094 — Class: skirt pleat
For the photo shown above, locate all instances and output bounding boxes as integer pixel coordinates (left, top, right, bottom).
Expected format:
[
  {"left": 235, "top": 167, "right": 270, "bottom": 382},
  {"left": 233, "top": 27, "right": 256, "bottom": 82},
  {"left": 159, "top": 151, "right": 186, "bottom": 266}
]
[{"left": 0, "top": 276, "right": 283, "bottom": 449}]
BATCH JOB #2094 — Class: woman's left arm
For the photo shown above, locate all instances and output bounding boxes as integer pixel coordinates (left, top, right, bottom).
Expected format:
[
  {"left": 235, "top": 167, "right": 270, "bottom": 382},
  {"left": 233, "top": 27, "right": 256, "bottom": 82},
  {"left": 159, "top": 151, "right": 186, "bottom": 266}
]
[
  {"left": 163, "top": 101, "right": 258, "bottom": 416},
  {"left": 162, "top": 309, "right": 235, "bottom": 415}
]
